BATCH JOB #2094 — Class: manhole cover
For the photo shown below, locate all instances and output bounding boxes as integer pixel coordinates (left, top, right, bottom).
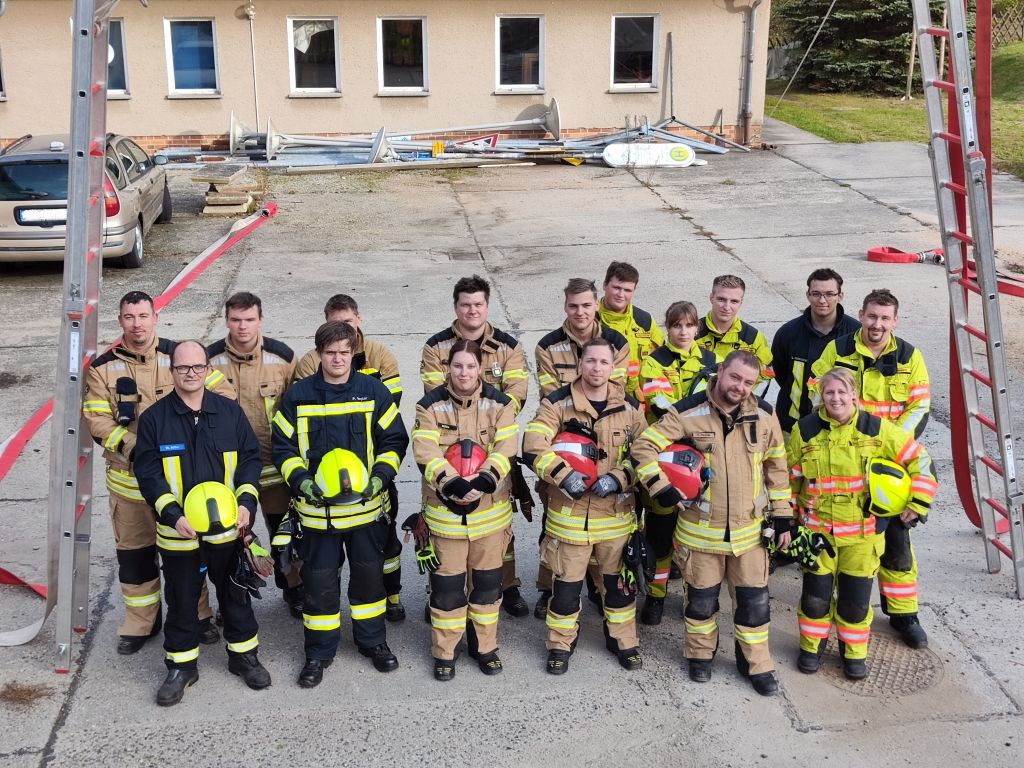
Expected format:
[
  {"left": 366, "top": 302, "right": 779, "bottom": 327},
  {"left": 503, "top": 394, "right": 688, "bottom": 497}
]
[{"left": 818, "top": 632, "right": 943, "bottom": 696}]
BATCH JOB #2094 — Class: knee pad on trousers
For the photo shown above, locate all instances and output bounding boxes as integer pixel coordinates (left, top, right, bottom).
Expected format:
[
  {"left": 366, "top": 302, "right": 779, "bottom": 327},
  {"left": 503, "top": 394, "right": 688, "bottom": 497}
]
[
  {"left": 117, "top": 545, "right": 159, "bottom": 584},
  {"left": 685, "top": 583, "right": 721, "bottom": 621},
  {"left": 429, "top": 573, "right": 468, "bottom": 612},
  {"left": 469, "top": 567, "right": 502, "bottom": 605},
  {"left": 800, "top": 572, "right": 833, "bottom": 619},
  {"left": 836, "top": 573, "right": 873, "bottom": 624},
  {"left": 601, "top": 574, "right": 632, "bottom": 609},
  {"left": 550, "top": 579, "right": 584, "bottom": 615},
  {"left": 734, "top": 586, "right": 770, "bottom": 627},
  {"left": 880, "top": 522, "right": 914, "bottom": 572}
]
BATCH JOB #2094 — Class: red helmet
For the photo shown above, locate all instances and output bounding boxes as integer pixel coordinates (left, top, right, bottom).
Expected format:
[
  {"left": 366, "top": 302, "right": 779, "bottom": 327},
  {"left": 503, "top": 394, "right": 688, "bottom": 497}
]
[
  {"left": 552, "top": 431, "right": 599, "bottom": 488},
  {"left": 443, "top": 439, "right": 488, "bottom": 513},
  {"left": 658, "top": 444, "right": 708, "bottom": 501},
  {"left": 445, "top": 439, "right": 488, "bottom": 478}
]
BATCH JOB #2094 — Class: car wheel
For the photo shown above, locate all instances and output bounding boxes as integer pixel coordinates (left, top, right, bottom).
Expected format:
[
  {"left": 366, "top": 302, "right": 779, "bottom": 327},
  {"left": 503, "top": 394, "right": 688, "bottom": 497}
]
[
  {"left": 120, "top": 221, "right": 144, "bottom": 269},
  {"left": 157, "top": 182, "right": 173, "bottom": 223}
]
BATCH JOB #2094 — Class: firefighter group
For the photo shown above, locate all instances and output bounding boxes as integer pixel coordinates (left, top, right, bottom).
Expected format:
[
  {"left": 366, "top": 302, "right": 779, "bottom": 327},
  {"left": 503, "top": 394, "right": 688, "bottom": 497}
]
[{"left": 82, "top": 261, "right": 937, "bottom": 706}]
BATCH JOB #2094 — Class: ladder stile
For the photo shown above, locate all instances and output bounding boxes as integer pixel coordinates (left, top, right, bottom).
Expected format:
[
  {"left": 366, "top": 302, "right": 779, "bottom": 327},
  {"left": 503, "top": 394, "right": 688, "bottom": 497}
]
[{"left": 912, "top": 0, "right": 1024, "bottom": 596}]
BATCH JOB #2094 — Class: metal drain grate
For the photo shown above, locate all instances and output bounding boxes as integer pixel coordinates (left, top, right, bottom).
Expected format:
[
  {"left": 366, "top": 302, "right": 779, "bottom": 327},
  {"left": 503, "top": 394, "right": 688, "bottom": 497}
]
[
  {"left": 817, "top": 633, "right": 944, "bottom": 696},
  {"left": 446, "top": 248, "right": 483, "bottom": 261}
]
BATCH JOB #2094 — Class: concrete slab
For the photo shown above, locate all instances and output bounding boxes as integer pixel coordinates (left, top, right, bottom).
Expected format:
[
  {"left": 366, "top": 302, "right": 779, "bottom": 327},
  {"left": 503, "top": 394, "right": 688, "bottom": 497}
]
[
  {"left": 763, "top": 117, "right": 831, "bottom": 146},
  {"left": 776, "top": 141, "right": 934, "bottom": 181}
]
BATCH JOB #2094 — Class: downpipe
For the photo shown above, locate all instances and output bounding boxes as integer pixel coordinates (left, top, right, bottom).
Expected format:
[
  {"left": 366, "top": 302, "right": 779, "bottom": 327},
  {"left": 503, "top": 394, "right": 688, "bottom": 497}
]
[{"left": 741, "top": 0, "right": 765, "bottom": 146}]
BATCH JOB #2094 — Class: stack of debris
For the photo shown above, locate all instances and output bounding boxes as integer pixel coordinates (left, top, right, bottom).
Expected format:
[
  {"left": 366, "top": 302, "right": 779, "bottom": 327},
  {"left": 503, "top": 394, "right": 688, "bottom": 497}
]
[{"left": 190, "top": 164, "right": 260, "bottom": 216}]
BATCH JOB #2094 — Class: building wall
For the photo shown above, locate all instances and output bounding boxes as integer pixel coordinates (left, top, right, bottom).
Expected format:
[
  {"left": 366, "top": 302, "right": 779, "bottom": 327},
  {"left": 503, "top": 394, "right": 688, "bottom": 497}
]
[{"left": 0, "top": 0, "right": 770, "bottom": 147}]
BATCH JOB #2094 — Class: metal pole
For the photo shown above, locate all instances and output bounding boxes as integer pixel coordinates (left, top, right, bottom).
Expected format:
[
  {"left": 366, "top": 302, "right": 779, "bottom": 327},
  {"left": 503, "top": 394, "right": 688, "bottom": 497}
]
[
  {"left": 245, "top": 1, "right": 261, "bottom": 131},
  {"left": 902, "top": 25, "right": 917, "bottom": 100}
]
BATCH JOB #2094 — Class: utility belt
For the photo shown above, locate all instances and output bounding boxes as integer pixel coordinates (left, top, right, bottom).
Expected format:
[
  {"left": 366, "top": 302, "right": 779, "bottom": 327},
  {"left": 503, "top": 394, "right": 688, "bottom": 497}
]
[{"left": 295, "top": 496, "right": 384, "bottom": 532}]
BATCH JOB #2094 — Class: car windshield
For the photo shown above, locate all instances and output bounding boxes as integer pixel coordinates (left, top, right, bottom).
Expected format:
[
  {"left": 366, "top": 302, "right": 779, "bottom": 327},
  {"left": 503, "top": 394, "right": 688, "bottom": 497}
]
[{"left": 0, "top": 160, "right": 69, "bottom": 202}]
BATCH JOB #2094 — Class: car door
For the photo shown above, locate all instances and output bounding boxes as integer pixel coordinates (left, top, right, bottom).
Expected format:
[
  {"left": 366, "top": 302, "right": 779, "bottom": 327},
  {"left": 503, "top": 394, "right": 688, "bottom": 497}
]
[
  {"left": 124, "top": 139, "right": 164, "bottom": 228},
  {"left": 115, "top": 139, "right": 146, "bottom": 228}
]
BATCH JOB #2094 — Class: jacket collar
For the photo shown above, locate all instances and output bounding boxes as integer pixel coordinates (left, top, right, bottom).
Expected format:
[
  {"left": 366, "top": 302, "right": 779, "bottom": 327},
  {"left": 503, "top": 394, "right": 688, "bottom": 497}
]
[
  {"left": 853, "top": 328, "right": 898, "bottom": 361},
  {"left": 225, "top": 334, "right": 263, "bottom": 362},
  {"left": 447, "top": 382, "right": 482, "bottom": 409},
  {"left": 800, "top": 304, "right": 849, "bottom": 337},
  {"left": 706, "top": 376, "right": 758, "bottom": 425},
  {"left": 170, "top": 388, "right": 217, "bottom": 415},
  {"left": 561, "top": 319, "right": 602, "bottom": 347},
  {"left": 598, "top": 299, "right": 632, "bottom": 324},
  {"left": 703, "top": 312, "right": 741, "bottom": 339},
  {"left": 569, "top": 376, "right": 625, "bottom": 418},
  {"left": 114, "top": 335, "right": 159, "bottom": 364}
]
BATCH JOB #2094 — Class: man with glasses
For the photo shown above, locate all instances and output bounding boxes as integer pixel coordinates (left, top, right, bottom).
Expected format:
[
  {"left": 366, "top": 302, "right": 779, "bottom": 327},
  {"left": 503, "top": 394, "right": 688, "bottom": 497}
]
[
  {"left": 771, "top": 269, "right": 861, "bottom": 436},
  {"left": 83, "top": 291, "right": 232, "bottom": 655}
]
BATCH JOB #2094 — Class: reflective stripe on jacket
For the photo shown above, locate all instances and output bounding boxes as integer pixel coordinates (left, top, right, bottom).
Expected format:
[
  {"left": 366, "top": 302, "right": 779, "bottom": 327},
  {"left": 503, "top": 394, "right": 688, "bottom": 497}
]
[
  {"left": 598, "top": 301, "right": 664, "bottom": 401},
  {"left": 638, "top": 342, "right": 716, "bottom": 423},
  {"left": 695, "top": 314, "right": 774, "bottom": 382},
  {"left": 534, "top": 321, "right": 630, "bottom": 398}
]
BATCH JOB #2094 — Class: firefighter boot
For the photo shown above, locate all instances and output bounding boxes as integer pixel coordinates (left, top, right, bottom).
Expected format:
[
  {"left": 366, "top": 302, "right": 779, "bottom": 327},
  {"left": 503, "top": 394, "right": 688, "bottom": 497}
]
[
  {"left": 797, "top": 641, "right": 827, "bottom": 674},
  {"left": 360, "top": 642, "right": 399, "bottom": 672},
  {"left": 534, "top": 590, "right": 552, "bottom": 619},
  {"left": 228, "top": 653, "right": 272, "bottom": 690},
  {"left": 502, "top": 586, "right": 529, "bottom": 618},
  {"left": 386, "top": 594, "right": 406, "bottom": 622},
  {"left": 890, "top": 614, "right": 928, "bottom": 649},
  {"left": 688, "top": 658, "right": 713, "bottom": 682},
  {"left": 640, "top": 595, "right": 664, "bottom": 626},
  {"left": 283, "top": 585, "right": 304, "bottom": 620},
  {"left": 156, "top": 669, "right": 199, "bottom": 707},
  {"left": 298, "top": 658, "right": 333, "bottom": 688}
]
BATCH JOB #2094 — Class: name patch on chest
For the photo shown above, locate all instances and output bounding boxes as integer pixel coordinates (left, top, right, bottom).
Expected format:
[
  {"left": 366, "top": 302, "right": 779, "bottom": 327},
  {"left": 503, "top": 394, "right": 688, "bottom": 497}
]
[{"left": 159, "top": 443, "right": 185, "bottom": 452}]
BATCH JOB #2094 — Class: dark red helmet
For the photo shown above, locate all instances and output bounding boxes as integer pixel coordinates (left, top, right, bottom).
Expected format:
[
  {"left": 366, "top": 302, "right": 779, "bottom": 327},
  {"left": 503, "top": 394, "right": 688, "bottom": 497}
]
[
  {"left": 658, "top": 444, "right": 709, "bottom": 501},
  {"left": 552, "top": 431, "right": 599, "bottom": 488},
  {"left": 445, "top": 439, "right": 488, "bottom": 478}
]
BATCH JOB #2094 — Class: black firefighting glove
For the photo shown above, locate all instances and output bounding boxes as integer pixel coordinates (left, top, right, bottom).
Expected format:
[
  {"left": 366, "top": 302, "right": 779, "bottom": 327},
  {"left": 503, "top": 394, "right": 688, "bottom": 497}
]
[
  {"left": 591, "top": 474, "right": 621, "bottom": 499},
  {"left": 620, "top": 526, "right": 655, "bottom": 595},
  {"left": 442, "top": 476, "right": 474, "bottom": 500},
  {"left": 772, "top": 516, "right": 799, "bottom": 542},
  {"left": 229, "top": 552, "right": 267, "bottom": 604},
  {"left": 654, "top": 485, "right": 684, "bottom": 509},
  {"left": 560, "top": 471, "right": 590, "bottom": 500},
  {"left": 778, "top": 527, "right": 836, "bottom": 569},
  {"left": 361, "top": 476, "right": 384, "bottom": 502},
  {"left": 297, "top": 478, "right": 323, "bottom": 507},
  {"left": 469, "top": 473, "right": 497, "bottom": 495},
  {"left": 243, "top": 531, "right": 274, "bottom": 578},
  {"left": 401, "top": 512, "right": 440, "bottom": 574},
  {"left": 271, "top": 512, "right": 301, "bottom": 575}
]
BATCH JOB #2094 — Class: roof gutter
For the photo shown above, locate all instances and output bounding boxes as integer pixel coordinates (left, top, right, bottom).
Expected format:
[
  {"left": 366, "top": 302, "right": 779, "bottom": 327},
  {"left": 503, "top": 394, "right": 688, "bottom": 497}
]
[{"left": 741, "top": 0, "right": 765, "bottom": 146}]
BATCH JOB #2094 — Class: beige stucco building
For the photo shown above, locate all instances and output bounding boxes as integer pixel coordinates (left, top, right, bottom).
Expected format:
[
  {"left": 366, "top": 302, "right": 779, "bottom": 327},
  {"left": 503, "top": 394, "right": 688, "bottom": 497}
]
[{"left": 0, "top": 0, "right": 770, "bottom": 151}]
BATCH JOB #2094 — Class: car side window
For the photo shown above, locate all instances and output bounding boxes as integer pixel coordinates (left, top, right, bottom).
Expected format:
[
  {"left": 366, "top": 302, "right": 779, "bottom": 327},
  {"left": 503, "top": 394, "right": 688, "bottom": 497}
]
[
  {"left": 105, "top": 148, "right": 127, "bottom": 190},
  {"left": 117, "top": 140, "right": 140, "bottom": 182},
  {"left": 124, "top": 139, "right": 153, "bottom": 176}
]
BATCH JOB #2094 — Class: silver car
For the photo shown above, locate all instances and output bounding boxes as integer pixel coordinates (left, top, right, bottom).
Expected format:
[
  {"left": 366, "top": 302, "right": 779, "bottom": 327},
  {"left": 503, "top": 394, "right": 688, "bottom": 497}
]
[{"left": 0, "top": 133, "right": 171, "bottom": 268}]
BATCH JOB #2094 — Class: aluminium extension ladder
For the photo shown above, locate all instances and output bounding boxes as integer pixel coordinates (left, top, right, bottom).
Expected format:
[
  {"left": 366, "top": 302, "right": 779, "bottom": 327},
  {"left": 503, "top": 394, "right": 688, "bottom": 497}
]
[{"left": 911, "top": 0, "right": 1024, "bottom": 597}]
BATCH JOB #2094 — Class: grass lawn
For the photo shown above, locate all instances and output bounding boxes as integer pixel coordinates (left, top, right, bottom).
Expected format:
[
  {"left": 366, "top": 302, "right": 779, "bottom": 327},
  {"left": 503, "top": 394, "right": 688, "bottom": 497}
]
[{"left": 765, "top": 41, "right": 1024, "bottom": 179}]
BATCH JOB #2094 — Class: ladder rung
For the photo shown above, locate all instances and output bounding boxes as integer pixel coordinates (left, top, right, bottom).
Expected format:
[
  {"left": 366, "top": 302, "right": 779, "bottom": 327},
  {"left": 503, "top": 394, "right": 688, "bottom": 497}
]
[
  {"left": 980, "top": 455, "right": 1005, "bottom": 476},
  {"left": 985, "top": 497, "right": 1009, "bottom": 518},
  {"left": 990, "top": 537, "right": 1013, "bottom": 558},
  {"left": 951, "top": 230, "right": 974, "bottom": 245},
  {"left": 970, "top": 368, "right": 993, "bottom": 388},
  {"left": 938, "top": 131, "right": 963, "bottom": 147},
  {"left": 962, "top": 322, "right": 987, "bottom": 340},
  {"left": 942, "top": 179, "right": 967, "bottom": 195},
  {"left": 930, "top": 79, "right": 956, "bottom": 93},
  {"left": 974, "top": 412, "right": 997, "bottom": 432},
  {"left": 958, "top": 278, "right": 981, "bottom": 296},
  {"left": 925, "top": 26, "right": 951, "bottom": 38}
]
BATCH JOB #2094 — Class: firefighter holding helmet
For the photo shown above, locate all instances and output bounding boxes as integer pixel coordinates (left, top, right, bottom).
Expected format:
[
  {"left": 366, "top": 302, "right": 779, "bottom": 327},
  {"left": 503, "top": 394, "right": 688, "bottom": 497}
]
[
  {"left": 788, "top": 366, "right": 937, "bottom": 679},
  {"left": 410, "top": 339, "right": 521, "bottom": 680}
]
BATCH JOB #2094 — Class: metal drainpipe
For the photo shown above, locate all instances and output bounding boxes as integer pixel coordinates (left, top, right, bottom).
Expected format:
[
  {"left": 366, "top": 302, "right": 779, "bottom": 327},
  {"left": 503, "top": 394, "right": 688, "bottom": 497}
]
[
  {"left": 245, "top": 1, "right": 261, "bottom": 130},
  {"left": 741, "top": 0, "right": 765, "bottom": 146},
  {"left": 0, "top": 1, "right": 7, "bottom": 17}
]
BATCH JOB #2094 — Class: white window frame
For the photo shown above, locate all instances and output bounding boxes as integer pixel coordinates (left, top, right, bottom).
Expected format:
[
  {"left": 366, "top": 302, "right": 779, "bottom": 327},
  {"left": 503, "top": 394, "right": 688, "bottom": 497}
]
[
  {"left": 609, "top": 14, "right": 659, "bottom": 91},
  {"left": 287, "top": 17, "right": 342, "bottom": 96},
  {"left": 107, "top": 17, "right": 130, "bottom": 99},
  {"left": 376, "top": 16, "right": 429, "bottom": 95},
  {"left": 163, "top": 17, "right": 221, "bottom": 97},
  {"left": 494, "top": 15, "right": 544, "bottom": 94}
]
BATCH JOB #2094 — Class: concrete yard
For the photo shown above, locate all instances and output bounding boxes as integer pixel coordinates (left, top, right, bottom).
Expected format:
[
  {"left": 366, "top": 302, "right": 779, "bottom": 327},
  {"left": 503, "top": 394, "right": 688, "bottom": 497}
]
[{"left": 2, "top": 124, "right": 1024, "bottom": 767}]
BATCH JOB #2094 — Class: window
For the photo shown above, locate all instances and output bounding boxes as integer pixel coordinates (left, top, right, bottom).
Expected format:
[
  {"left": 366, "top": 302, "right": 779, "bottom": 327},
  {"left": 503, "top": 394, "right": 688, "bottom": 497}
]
[
  {"left": 164, "top": 18, "right": 220, "bottom": 94},
  {"left": 108, "top": 18, "right": 129, "bottom": 96},
  {"left": 496, "top": 16, "right": 543, "bottom": 91},
  {"left": 289, "top": 18, "right": 341, "bottom": 93},
  {"left": 104, "top": 148, "right": 127, "bottom": 191},
  {"left": 611, "top": 15, "right": 658, "bottom": 89},
  {"left": 378, "top": 18, "right": 428, "bottom": 93}
]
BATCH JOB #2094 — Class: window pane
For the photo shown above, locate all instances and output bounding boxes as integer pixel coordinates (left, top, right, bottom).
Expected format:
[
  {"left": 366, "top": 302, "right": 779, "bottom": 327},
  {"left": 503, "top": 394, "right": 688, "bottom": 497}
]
[
  {"left": 170, "top": 20, "right": 217, "bottom": 90},
  {"left": 293, "top": 20, "right": 337, "bottom": 89},
  {"left": 108, "top": 19, "right": 127, "bottom": 91},
  {"left": 499, "top": 18, "right": 540, "bottom": 86},
  {"left": 0, "top": 161, "right": 69, "bottom": 201},
  {"left": 613, "top": 17, "right": 654, "bottom": 84},
  {"left": 381, "top": 19, "right": 424, "bottom": 88}
]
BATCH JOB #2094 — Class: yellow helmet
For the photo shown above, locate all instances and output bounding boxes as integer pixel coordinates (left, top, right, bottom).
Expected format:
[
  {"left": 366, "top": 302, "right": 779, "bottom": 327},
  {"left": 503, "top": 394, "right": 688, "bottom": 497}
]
[
  {"left": 316, "top": 448, "right": 368, "bottom": 505},
  {"left": 867, "top": 458, "right": 912, "bottom": 517},
  {"left": 183, "top": 482, "right": 238, "bottom": 534}
]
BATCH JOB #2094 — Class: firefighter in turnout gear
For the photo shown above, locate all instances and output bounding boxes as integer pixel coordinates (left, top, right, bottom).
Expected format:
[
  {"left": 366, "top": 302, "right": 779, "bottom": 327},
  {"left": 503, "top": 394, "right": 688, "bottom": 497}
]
[
  {"left": 636, "top": 301, "right": 717, "bottom": 625},
  {"left": 207, "top": 292, "right": 300, "bottom": 615},
  {"left": 771, "top": 269, "right": 861, "bottom": 435},
  {"left": 533, "top": 278, "right": 632, "bottom": 617},
  {"left": 810, "top": 289, "right": 932, "bottom": 649},
  {"left": 272, "top": 321, "right": 409, "bottom": 688},
  {"left": 133, "top": 341, "right": 270, "bottom": 706},
  {"left": 82, "top": 291, "right": 228, "bottom": 655},
  {"left": 631, "top": 350, "right": 794, "bottom": 696},
  {"left": 420, "top": 275, "right": 532, "bottom": 618},
  {"left": 522, "top": 337, "right": 648, "bottom": 675},
  {"left": 789, "top": 367, "right": 937, "bottom": 679},
  {"left": 695, "top": 274, "right": 773, "bottom": 386},
  {"left": 412, "top": 339, "right": 520, "bottom": 680},
  {"left": 597, "top": 261, "right": 664, "bottom": 401},
  {"left": 295, "top": 294, "right": 406, "bottom": 621}
]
